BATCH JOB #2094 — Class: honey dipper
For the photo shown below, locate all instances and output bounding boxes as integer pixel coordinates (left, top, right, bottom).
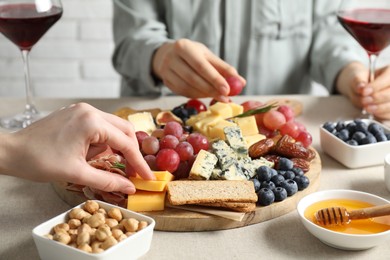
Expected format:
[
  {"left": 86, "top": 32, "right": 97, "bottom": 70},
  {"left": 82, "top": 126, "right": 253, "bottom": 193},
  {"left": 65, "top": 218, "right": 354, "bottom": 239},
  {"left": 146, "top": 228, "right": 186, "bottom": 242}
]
[{"left": 314, "top": 204, "right": 390, "bottom": 226}]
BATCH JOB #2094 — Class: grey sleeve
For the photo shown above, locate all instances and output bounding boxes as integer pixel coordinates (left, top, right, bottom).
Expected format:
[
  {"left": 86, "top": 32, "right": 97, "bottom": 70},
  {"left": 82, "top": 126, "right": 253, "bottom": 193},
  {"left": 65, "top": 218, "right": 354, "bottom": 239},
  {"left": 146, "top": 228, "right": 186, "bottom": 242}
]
[
  {"left": 309, "top": 0, "right": 367, "bottom": 93},
  {"left": 112, "top": 0, "right": 171, "bottom": 96}
]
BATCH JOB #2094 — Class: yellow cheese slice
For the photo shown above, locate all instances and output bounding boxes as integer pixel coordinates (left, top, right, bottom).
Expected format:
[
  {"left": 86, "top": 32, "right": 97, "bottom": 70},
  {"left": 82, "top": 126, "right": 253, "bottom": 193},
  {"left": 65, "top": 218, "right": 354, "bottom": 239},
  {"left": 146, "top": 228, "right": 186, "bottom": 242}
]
[
  {"left": 127, "top": 190, "right": 166, "bottom": 212},
  {"left": 233, "top": 116, "right": 259, "bottom": 136},
  {"left": 129, "top": 177, "right": 169, "bottom": 192},
  {"left": 209, "top": 102, "right": 233, "bottom": 118},
  {"left": 153, "top": 170, "right": 175, "bottom": 181},
  {"left": 228, "top": 103, "right": 244, "bottom": 116},
  {"left": 244, "top": 133, "right": 266, "bottom": 148},
  {"left": 208, "top": 120, "right": 237, "bottom": 140}
]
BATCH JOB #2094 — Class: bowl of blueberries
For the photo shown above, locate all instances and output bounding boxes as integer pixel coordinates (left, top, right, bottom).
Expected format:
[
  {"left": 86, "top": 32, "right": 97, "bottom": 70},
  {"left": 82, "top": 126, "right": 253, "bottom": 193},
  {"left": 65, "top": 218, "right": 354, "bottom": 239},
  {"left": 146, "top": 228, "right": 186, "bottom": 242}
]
[{"left": 320, "top": 119, "right": 390, "bottom": 168}]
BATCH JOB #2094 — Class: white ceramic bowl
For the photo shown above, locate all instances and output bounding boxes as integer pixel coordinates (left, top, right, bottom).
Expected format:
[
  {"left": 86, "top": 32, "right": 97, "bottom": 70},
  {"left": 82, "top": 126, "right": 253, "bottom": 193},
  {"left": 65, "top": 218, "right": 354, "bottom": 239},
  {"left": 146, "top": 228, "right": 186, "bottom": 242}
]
[
  {"left": 320, "top": 119, "right": 390, "bottom": 168},
  {"left": 32, "top": 200, "right": 155, "bottom": 260},
  {"left": 297, "top": 189, "right": 390, "bottom": 250}
]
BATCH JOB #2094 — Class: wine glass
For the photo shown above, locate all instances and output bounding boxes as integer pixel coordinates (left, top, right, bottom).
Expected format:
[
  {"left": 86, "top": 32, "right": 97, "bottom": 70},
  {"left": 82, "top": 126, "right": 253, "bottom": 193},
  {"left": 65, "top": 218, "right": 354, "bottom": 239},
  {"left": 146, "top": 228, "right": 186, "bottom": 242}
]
[
  {"left": 0, "top": 0, "right": 63, "bottom": 130},
  {"left": 337, "top": 0, "right": 390, "bottom": 118}
]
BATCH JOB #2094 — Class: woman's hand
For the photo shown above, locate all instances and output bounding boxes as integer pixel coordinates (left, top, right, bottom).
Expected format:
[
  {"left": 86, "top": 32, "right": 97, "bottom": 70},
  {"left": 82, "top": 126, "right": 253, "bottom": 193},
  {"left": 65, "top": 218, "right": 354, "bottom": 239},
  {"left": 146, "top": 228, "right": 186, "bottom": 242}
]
[
  {"left": 152, "top": 39, "right": 246, "bottom": 102},
  {"left": 1, "top": 103, "right": 154, "bottom": 194},
  {"left": 336, "top": 62, "right": 390, "bottom": 120}
]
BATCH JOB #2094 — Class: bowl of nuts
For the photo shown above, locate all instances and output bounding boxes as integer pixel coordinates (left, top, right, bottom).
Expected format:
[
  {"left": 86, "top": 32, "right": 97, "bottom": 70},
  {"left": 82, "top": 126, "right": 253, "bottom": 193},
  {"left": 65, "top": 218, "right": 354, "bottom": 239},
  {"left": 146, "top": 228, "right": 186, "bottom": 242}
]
[
  {"left": 32, "top": 200, "right": 155, "bottom": 260},
  {"left": 320, "top": 119, "right": 390, "bottom": 168}
]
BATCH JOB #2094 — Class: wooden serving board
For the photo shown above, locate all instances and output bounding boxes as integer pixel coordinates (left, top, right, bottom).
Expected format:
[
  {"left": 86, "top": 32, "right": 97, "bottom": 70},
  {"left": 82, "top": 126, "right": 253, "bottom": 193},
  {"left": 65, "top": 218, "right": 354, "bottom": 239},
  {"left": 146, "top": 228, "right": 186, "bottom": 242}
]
[{"left": 52, "top": 151, "right": 321, "bottom": 232}]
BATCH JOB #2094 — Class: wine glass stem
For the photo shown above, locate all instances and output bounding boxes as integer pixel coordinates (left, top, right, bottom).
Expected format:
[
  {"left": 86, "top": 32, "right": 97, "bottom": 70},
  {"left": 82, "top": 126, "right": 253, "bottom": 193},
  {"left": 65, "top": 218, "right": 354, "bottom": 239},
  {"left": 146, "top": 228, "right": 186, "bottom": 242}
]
[
  {"left": 368, "top": 54, "right": 377, "bottom": 83},
  {"left": 21, "top": 49, "right": 38, "bottom": 117}
]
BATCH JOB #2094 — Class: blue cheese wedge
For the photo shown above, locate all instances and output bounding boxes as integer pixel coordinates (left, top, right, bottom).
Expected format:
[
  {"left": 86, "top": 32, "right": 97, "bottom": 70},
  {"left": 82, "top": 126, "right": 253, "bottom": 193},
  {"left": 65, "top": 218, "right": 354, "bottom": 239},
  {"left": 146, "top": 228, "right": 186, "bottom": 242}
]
[
  {"left": 211, "top": 140, "right": 237, "bottom": 170},
  {"left": 223, "top": 126, "right": 248, "bottom": 158},
  {"left": 189, "top": 149, "right": 218, "bottom": 180}
]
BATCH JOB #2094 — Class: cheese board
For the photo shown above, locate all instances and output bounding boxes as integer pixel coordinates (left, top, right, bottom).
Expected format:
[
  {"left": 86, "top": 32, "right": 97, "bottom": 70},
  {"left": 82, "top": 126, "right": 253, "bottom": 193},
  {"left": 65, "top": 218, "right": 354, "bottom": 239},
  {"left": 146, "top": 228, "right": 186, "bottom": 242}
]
[{"left": 52, "top": 150, "right": 320, "bottom": 231}]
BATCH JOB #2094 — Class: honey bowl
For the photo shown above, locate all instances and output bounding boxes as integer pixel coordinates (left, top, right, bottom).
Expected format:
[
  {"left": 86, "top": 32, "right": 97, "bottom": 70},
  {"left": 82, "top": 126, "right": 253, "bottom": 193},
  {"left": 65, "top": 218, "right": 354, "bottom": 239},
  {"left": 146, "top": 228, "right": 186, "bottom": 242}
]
[{"left": 297, "top": 189, "right": 390, "bottom": 250}]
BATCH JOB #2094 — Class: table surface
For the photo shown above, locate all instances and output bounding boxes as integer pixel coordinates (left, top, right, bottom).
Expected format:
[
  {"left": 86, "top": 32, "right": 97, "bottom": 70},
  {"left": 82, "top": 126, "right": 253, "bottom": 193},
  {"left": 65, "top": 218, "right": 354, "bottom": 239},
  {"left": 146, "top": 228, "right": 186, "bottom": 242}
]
[{"left": 1, "top": 95, "right": 390, "bottom": 260}]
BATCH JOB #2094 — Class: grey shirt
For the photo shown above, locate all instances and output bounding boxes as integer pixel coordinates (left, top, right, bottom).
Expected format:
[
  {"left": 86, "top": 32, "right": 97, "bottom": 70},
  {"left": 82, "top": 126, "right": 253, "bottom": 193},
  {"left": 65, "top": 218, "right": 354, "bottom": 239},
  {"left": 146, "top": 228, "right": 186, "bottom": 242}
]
[{"left": 112, "top": 0, "right": 366, "bottom": 97}]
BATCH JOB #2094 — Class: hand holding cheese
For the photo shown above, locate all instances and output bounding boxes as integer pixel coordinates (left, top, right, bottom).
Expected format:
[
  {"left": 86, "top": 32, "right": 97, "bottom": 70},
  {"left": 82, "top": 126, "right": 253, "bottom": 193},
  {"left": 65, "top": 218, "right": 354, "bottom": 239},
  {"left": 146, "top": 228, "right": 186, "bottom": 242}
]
[{"left": 0, "top": 103, "right": 154, "bottom": 195}]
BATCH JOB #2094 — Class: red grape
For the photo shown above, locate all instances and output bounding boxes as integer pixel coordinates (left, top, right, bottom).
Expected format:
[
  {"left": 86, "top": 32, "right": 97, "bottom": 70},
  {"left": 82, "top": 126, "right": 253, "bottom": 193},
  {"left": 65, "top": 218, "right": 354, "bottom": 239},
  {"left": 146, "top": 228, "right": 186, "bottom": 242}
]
[
  {"left": 226, "top": 76, "right": 244, "bottom": 96},
  {"left": 144, "top": 154, "right": 157, "bottom": 170},
  {"left": 263, "top": 110, "right": 286, "bottom": 130},
  {"left": 163, "top": 121, "right": 183, "bottom": 139},
  {"left": 277, "top": 105, "right": 295, "bottom": 122},
  {"left": 156, "top": 148, "right": 180, "bottom": 173},
  {"left": 141, "top": 136, "right": 160, "bottom": 155},
  {"left": 279, "top": 121, "right": 299, "bottom": 139},
  {"left": 135, "top": 131, "right": 149, "bottom": 148},
  {"left": 241, "top": 100, "right": 263, "bottom": 112},
  {"left": 296, "top": 131, "right": 312, "bottom": 148},
  {"left": 187, "top": 133, "right": 209, "bottom": 154},
  {"left": 186, "top": 99, "right": 207, "bottom": 113},
  {"left": 175, "top": 141, "right": 194, "bottom": 161},
  {"left": 173, "top": 161, "right": 190, "bottom": 179},
  {"left": 159, "top": 134, "right": 179, "bottom": 149}
]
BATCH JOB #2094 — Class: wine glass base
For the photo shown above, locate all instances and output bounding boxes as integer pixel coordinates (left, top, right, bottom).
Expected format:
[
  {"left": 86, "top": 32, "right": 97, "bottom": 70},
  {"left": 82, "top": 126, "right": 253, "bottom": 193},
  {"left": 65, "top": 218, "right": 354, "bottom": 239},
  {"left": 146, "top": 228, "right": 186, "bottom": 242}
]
[{"left": 0, "top": 111, "right": 50, "bottom": 131}]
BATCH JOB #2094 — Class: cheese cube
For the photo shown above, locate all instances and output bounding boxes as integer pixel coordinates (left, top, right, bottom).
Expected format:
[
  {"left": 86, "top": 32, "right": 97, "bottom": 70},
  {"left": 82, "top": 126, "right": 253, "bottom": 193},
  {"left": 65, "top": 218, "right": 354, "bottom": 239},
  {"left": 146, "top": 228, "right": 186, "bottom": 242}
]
[
  {"left": 127, "top": 112, "right": 156, "bottom": 135},
  {"left": 129, "top": 177, "right": 169, "bottom": 192},
  {"left": 127, "top": 190, "right": 166, "bottom": 211},
  {"left": 244, "top": 133, "right": 266, "bottom": 148},
  {"left": 233, "top": 116, "right": 258, "bottom": 136},
  {"left": 193, "top": 115, "right": 222, "bottom": 135},
  {"left": 209, "top": 102, "right": 233, "bottom": 118},
  {"left": 207, "top": 120, "right": 237, "bottom": 140},
  {"left": 186, "top": 111, "right": 211, "bottom": 127},
  {"left": 189, "top": 149, "right": 218, "bottom": 180},
  {"left": 228, "top": 103, "right": 244, "bottom": 116}
]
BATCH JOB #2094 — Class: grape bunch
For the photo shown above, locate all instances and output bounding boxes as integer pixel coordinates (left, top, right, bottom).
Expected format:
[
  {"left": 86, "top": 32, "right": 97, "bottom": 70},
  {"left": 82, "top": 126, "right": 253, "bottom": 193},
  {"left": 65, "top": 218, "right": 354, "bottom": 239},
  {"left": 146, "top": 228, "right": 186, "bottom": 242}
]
[
  {"left": 136, "top": 121, "right": 209, "bottom": 179},
  {"left": 241, "top": 101, "right": 312, "bottom": 147}
]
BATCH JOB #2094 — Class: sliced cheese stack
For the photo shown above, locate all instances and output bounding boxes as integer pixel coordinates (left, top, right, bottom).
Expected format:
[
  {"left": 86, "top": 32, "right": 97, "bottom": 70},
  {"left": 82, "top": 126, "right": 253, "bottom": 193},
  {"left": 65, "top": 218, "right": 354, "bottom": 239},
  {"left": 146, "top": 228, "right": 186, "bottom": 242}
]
[
  {"left": 185, "top": 102, "right": 265, "bottom": 147},
  {"left": 127, "top": 171, "right": 174, "bottom": 212}
]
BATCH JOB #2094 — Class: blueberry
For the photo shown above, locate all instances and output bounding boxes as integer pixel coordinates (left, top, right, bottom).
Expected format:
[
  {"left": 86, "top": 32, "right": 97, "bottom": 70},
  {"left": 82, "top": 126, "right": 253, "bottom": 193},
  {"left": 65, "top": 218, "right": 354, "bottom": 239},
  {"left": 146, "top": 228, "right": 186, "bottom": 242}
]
[
  {"left": 273, "top": 187, "right": 288, "bottom": 202},
  {"left": 375, "top": 132, "right": 387, "bottom": 142},
  {"left": 172, "top": 104, "right": 187, "bottom": 118},
  {"left": 261, "top": 181, "right": 276, "bottom": 190},
  {"left": 351, "top": 131, "right": 366, "bottom": 144},
  {"left": 284, "top": 170, "right": 295, "bottom": 180},
  {"left": 346, "top": 121, "right": 357, "bottom": 134},
  {"left": 361, "top": 133, "right": 377, "bottom": 145},
  {"left": 292, "top": 167, "right": 304, "bottom": 176},
  {"left": 277, "top": 170, "right": 287, "bottom": 178},
  {"left": 256, "top": 166, "right": 273, "bottom": 182},
  {"left": 187, "top": 107, "right": 198, "bottom": 117},
  {"left": 335, "top": 129, "right": 349, "bottom": 141},
  {"left": 355, "top": 120, "right": 368, "bottom": 133},
  {"left": 293, "top": 175, "right": 310, "bottom": 191},
  {"left": 335, "top": 121, "right": 346, "bottom": 131},
  {"left": 271, "top": 174, "right": 285, "bottom": 187},
  {"left": 250, "top": 178, "right": 261, "bottom": 193},
  {"left": 280, "top": 180, "right": 298, "bottom": 196},
  {"left": 276, "top": 157, "right": 294, "bottom": 171},
  {"left": 323, "top": 122, "right": 336, "bottom": 133},
  {"left": 368, "top": 122, "right": 384, "bottom": 136},
  {"left": 346, "top": 139, "right": 359, "bottom": 146},
  {"left": 269, "top": 168, "right": 278, "bottom": 178},
  {"left": 257, "top": 188, "right": 275, "bottom": 206}
]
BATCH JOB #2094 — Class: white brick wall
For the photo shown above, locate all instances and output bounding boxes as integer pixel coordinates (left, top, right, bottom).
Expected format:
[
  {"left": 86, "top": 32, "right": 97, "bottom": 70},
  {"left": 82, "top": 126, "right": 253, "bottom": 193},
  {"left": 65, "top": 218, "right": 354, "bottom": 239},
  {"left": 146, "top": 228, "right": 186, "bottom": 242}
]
[
  {"left": 0, "top": 1, "right": 390, "bottom": 98},
  {"left": 0, "top": 0, "right": 120, "bottom": 98}
]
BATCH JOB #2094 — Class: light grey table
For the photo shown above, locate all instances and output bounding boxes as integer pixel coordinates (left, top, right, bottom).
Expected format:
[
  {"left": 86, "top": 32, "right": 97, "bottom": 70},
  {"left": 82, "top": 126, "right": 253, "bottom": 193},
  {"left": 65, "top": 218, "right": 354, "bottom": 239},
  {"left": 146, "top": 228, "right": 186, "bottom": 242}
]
[{"left": 1, "top": 95, "right": 390, "bottom": 260}]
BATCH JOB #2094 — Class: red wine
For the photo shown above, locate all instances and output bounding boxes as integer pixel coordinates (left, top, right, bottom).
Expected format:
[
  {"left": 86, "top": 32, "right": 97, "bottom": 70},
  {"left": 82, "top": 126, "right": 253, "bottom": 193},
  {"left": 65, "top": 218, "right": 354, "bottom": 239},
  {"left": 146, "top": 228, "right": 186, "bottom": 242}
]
[
  {"left": 0, "top": 3, "right": 62, "bottom": 50},
  {"left": 338, "top": 8, "right": 390, "bottom": 54}
]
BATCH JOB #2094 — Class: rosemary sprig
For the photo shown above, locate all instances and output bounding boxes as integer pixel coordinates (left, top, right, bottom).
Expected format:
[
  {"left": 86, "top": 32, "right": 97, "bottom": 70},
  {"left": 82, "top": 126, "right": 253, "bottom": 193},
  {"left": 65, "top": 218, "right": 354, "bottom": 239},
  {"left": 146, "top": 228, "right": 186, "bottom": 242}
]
[
  {"left": 112, "top": 162, "right": 126, "bottom": 169},
  {"left": 227, "top": 102, "right": 278, "bottom": 120}
]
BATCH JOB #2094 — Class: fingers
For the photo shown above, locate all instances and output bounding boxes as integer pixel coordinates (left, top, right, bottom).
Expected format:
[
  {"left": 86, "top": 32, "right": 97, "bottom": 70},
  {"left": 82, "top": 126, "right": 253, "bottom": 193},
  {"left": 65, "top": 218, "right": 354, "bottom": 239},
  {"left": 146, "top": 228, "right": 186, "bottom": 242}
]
[{"left": 76, "top": 165, "right": 136, "bottom": 194}]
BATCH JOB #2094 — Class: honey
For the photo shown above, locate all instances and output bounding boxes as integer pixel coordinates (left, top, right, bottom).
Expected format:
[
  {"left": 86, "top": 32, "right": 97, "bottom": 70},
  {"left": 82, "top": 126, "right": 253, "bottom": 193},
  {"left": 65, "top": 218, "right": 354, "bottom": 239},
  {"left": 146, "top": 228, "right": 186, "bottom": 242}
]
[{"left": 304, "top": 199, "right": 390, "bottom": 234}]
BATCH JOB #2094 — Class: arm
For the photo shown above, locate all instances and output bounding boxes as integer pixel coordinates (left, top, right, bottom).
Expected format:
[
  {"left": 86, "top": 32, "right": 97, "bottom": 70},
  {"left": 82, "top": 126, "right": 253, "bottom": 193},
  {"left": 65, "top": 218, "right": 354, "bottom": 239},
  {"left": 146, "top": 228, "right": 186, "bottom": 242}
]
[
  {"left": 0, "top": 103, "right": 154, "bottom": 194},
  {"left": 112, "top": 0, "right": 168, "bottom": 96}
]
